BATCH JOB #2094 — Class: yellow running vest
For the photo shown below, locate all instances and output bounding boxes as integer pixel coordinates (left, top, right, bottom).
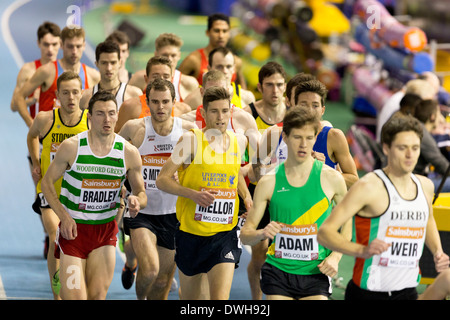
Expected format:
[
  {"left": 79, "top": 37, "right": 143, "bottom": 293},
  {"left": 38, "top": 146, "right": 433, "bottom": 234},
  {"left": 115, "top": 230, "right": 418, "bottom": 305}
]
[
  {"left": 36, "top": 108, "right": 89, "bottom": 195},
  {"left": 176, "top": 128, "right": 241, "bottom": 236},
  {"left": 230, "top": 82, "right": 243, "bottom": 109}
]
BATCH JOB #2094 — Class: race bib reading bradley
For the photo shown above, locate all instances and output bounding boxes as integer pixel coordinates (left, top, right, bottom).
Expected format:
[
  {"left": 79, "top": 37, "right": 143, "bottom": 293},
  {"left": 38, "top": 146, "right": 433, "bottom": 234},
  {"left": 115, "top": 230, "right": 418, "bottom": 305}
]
[
  {"left": 79, "top": 179, "right": 121, "bottom": 211},
  {"left": 195, "top": 188, "right": 236, "bottom": 224}
]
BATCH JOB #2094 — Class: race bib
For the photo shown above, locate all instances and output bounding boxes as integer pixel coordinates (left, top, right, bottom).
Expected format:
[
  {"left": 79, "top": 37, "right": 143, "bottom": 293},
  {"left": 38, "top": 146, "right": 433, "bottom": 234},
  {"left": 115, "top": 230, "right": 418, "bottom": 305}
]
[
  {"left": 50, "top": 142, "right": 60, "bottom": 162},
  {"left": 274, "top": 223, "right": 319, "bottom": 261},
  {"left": 141, "top": 154, "right": 170, "bottom": 190},
  {"left": 194, "top": 188, "right": 236, "bottom": 224},
  {"left": 379, "top": 226, "right": 425, "bottom": 268},
  {"left": 78, "top": 178, "right": 121, "bottom": 211}
]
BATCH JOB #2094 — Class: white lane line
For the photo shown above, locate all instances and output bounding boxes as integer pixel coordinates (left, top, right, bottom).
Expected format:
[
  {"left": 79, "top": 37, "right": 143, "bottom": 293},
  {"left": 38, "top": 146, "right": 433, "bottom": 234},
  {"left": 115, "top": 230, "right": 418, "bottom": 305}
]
[
  {"left": 1, "top": 0, "right": 31, "bottom": 68},
  {"left": 0, "top": 275, "right": 6, "bottom": 300}
]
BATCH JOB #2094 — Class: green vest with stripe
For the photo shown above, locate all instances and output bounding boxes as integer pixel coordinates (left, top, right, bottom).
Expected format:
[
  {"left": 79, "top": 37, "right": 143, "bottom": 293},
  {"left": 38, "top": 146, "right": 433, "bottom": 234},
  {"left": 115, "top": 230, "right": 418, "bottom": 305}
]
[
  {"left": 59, "top": 131, "right": 126, "bottom": 224},
  {"left": 266, "top": 160, "right": 332, "bottom": 275}
]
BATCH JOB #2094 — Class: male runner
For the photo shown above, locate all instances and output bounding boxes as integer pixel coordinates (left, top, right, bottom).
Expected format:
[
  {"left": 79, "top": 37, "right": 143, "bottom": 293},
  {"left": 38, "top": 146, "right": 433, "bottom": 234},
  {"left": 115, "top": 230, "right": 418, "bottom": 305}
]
[
  {"left": 27, "top": 71, "right": 89, "bottom": 299},
  {"left": 156, "top": 86, "right": 252, "bottom": 299},
  {"left": 318, "top": 115, "right": 450, "bottom": 300},
  {"left": 241, "top": 107, "right": 349, "bottom": 300},
  {"left": 41, "top": 91, "right": 146, "bottom": 300},
  {"left": 15, "top": 25, "right": 100, "bottom": 128},
  {"left": 80, "top": 41, "right": 141, "bottom": 110},
  {"left": 118, "top": 79, "right": 195, "bottom": 299}
]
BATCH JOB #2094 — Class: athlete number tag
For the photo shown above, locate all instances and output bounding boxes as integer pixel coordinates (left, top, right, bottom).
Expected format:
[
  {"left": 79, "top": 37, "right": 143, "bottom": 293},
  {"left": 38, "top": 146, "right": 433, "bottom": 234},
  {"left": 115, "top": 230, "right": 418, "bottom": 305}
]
[
  {"left": 274, "top": 223, "right": 319, "bottom": 261},
  {"left": 78, "top": 179, "right": 121, "bottom": 211},
  {"left": 141, "top": 154, "right": 169, "bottom": 190},
  {"left": 379, "top": 226, "right": 425, "bottom": 268},
  {"left": 194, "top": 188, "right": 236, "bottom": 224},
  {"left": 50, "top": 142, "right": 60, "bottom": 162}
]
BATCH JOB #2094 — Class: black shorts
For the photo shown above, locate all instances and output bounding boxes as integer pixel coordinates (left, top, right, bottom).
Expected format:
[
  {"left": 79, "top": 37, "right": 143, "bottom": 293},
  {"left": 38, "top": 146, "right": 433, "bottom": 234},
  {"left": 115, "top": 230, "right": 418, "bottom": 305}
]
[
  {"left": 32, "top": 192, "right": 51, "bottom": 215},
  {"left": 345, "top": 279, "right": 418, "bottom": 300},
  {"left": 175, "top": 226, "right": 242, "bottom": 276},
  {"left": 123, "top": 213, "right": 178, "bottom": 250},
  {"left": 260, "top": 262, "right": 332, "bottom": 299}
]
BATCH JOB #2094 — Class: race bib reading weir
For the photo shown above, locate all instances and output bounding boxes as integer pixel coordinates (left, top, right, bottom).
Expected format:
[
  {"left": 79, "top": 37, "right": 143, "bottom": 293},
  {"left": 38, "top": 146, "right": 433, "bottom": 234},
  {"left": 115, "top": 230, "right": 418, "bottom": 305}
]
[
  {"left": 78, "top": 178, "right": 121, "bottom": 211},
  {"left": 141, "top": 154, "right": 170, "bottom": 190},
  {"left": 274, "top": 223, "right": 319, "bottom": 261},
  {"left": 194, "top": 188, "right": 236, "bottom": 224},
  {"left": 379, "top": 226, "right": 425, "bottom": 268}
]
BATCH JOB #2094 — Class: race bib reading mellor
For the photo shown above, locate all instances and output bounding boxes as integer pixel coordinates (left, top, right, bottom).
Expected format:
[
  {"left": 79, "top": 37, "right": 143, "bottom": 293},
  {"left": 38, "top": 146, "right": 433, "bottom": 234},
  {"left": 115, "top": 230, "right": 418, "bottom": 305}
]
[{"left": 194, "top": 188, "right": 236, "bottom": 224}]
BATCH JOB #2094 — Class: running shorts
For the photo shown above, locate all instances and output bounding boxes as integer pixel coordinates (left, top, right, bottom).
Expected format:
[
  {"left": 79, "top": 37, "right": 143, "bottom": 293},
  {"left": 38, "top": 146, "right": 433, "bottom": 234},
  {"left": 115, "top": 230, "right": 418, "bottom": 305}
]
[
  {"left": 175, "top": 226, "right": 242, "bottom": 276},
  {"left": 260, "top": 262, "right": 332, "bottom": 299},
  {"left": 123, "top": 213, "right": 178, "bottom": 250},
  {"left": 55, "top": 220, "right": 118, "bottom": 259}
]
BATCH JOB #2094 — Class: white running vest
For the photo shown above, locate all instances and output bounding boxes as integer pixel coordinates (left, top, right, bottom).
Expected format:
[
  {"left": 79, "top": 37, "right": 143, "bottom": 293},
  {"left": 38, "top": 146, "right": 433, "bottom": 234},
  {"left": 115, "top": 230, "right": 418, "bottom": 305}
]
[
  {"left": 138, "top": 117, "right": 184, "bottom": 215},
  {"left": 59, "top": 131, "right": 127, "bottom": 224},
  {"left": 172, "top": 69, "right": 182, "bottom": 102},
  {"left": 352, "top": 169, "right": 429, "bottom": 292},
  {"left": 93, "top": 82, "right": 127, "bottom": 109}
]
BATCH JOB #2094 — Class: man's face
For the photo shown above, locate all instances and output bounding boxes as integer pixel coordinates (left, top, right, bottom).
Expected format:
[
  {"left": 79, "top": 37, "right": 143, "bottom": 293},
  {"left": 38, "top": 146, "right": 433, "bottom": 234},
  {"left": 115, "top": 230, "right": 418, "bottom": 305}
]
[
  {"left": 258, "top": 73, "right": 286, "bottom": 107},
  {"left": 295, "top": 91, "right": 325, "bottom": 119},
  {"left": 282, "top": 124, "right": 317, "bottom": 164},
  {"left": 209, "top": 52, "right": 234, "bottom": 84},
  {"left": 206, "top": 20, "right": 230, "bottom": 48},
  {"left": 38, "top": 33, "right": 60, "bottom": 62},
  {"left": 88, "top": 100, "right": 118, "bottom": 136},
  {"left": 145, "top": 64, "right": 172, "bottom": 84},
  {"left": 56, "top": 78, "right": 82, "bottom": 113},
  {"left": 96, "top": 52, "right": 120, "bottom": 82},
  {"left": 147, "top": 88, "right": 174, "bottom": 123},
  {"left": 202, "top": 99, "right": 231, "bottom": 133},
  {"left": 155, "top": 45, "right": 181, "bottom": 71},
  {"left": 62, "top": 36, "right": 85, "bottom": 65},
  {"left": 383, "top": 131, "right": 421, "bottom": 174}
]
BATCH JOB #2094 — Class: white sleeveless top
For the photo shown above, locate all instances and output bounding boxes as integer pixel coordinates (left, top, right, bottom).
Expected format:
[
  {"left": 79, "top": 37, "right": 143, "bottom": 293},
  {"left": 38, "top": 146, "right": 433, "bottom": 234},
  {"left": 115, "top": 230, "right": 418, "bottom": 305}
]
[
  {"left": 173, "top": 69, "right": 182, "bottom": 102},
  {"left": 138, "top": 117, "right": 184, "bottom": 215},
  {"left": 93, "top": 82, "right": 127, "bottom": 109},
  {"left": 352, "top": 169, "right": 429, "bottom": 292}
]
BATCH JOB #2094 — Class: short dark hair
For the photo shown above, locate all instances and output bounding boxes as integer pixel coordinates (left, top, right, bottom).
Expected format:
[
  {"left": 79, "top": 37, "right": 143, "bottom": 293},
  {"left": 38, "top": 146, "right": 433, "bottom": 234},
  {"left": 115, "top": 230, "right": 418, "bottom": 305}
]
[
  {"left": 282, "top": 107, "right": 321, "bottom": 137},
  {"left": 37, "top": 21, "right": 61, "bottom": 41},
  {"left": 88, "top": 91, "right": 117, "bottom": 114},
  {"left": 286, "top": 73, "right": 316, "bottom": 102},
  {"left": 208, "top": 46, "right": 233, "bottom": 67},
  {"left": 106, "top": 30, "right": 131, "bottom": 48},
  {"left": 145, "top": 78, "right": 176, "bottom": 102},
  {"left": 203, "top": 86, "right": 230, "bottom": 111},
  {"left": 381, "top": 114, "right": 423, "bottom": 147},
  {"left": 258, "top": 61, "right": 286, "bottom": 84},
  {"left": 145, "top": 56, "right": 172, "bottom": 76},
  {"left": 294, "top": 79, "right": 328, "bottom": 106},
  {"left": 414, "top": 99, "right": 439, "bottom": 124},
  {"left": 399, "top": 93, "right": 422, "bottom": 116},
  {"left": 95, "top": 40, "right": 121, "bottom": 61},
  {"left": 207, "top": 13, "right": 230, "bottom": 30}
]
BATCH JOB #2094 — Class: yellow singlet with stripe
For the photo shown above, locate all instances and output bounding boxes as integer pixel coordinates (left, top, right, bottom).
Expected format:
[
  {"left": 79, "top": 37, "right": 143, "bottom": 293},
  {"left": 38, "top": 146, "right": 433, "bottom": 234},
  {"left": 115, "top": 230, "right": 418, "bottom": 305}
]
[
  {"left": 36, "top": 108, "right": 89, "bottom": 196},
  {"left": 176, "top": 128, "right": 241, "bottom": 237}
]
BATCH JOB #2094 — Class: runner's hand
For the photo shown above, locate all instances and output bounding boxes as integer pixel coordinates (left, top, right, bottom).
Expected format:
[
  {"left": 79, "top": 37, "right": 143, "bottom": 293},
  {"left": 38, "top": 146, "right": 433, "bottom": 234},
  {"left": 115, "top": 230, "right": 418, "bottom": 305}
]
[{"left": 127, "top": 195, "right": 140, "bottom": 218}]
